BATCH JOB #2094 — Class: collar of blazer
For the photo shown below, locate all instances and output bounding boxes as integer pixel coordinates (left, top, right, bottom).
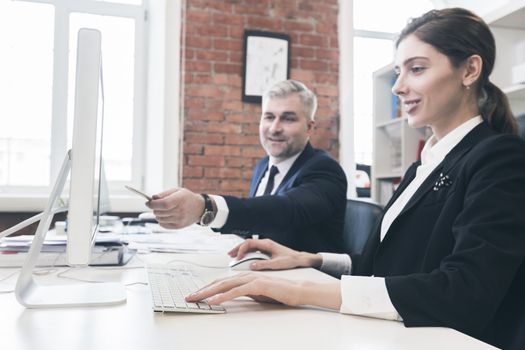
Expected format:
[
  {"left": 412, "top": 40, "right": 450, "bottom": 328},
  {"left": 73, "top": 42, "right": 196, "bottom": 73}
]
[
  {"left": 392, "top": 122, "right": 494, "bottom": 219},
  {"left": 250, "top": 142, "right": 315, "bottom": 197}
]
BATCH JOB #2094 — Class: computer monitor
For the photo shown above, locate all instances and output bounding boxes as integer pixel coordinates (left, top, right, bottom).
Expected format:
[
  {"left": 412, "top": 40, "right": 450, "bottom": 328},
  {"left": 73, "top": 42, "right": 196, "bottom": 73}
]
[
  {"left": 67, "top": 27, "right": 105, "bottom": 267},
  {"left": 11, "top": 28, "right": 126, "bottom": 308}
]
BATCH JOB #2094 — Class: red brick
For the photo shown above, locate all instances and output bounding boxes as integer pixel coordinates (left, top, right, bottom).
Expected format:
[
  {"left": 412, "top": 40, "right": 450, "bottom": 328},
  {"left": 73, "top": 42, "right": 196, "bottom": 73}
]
[
  {"left": 214, "top": 38, "right": 242, "bottom": 51},
  {"left": 186, "top": 36, "right": 212, "bottom": 49},
  {"left": 294, "top": 46, "right": 315, "bottom": 59},
  {"left": 229, "top": 51, "right": 242, "bottom": 63},
  {"left": 184, "top": 144, "right": 204, "bottom": 154},
  {"left": 316, "top": 48, "right": 338, "bottom": 61},
  {"left": 219, "top": 179, "right": 250, "bottom": 191},
  {"left": 225, "top": 134, "right": 261, "bottom": 146},
  {"left": 186, "top": 61, "right": 212, "bottom": 72},
  {"left": 246, "top": 17, "right": 282, "bottom": 31},
  {"left": 213, "top": 74, "right": 229, "bottom": 85},
  {"left": 187, "top": 110, "right": 225, "bottom": 121},
  {"left": 242, "top": 123, "right": 260, "bottom": 135},
  {"left": 222, "top": 100, "right": 244, "bottom": 111},
  {"left": 301, "top": 59, "right": 328, "bottom": 71},
  {"left": 215, "top": 63, "right": 241, "bottom": 74},
  {"left": 188, "top": 155, "right": 226, "bottom": 167},
  {"left": 213, "top": 13, "right": 244, "bottom": 26},
  {"left": 206, "top": 123, "right": 242, "bottom": 134},
  {"left": 185, "top": 97, "right": 205, "bottom": 109},
  {"left": 316, "top": 22, "right": 336, "bottom": 35},
  {"left": 183, "top": 178, "right": 220, "bottom": 191},
  {"left": 241, "top": 147, "right": 265, "bottom": 158},
  {"left": 205, "top": 145, "right": 241, "bottom": 156},
  {"left": 314, "top": 72, "right": 338, "bottom": 84},
  {"left": 190, "top": 74, "right": 213, "bottom": 84},
  {"left": 300, "top": 34, "right": 326, "bottom": 47},
  {"left": 315, "top": 85, "right": 338, "bottom": 97},
  {"left": 291, "top": 69, "right": 315, "bottom": 83},
  {"left": 234, "top": 4, "right": 270, "bottom": 16},
  {"left": 183, "top": 166, "right": 204, "bottom": 178},
  {"left": 186, "top": 133, "right": 224, "bottom": 145},
  {"left": 186, "top": 10, "right": 211, "bottom": 23},
  {"left": 227, "top": 157, "right": 256, "bottom": 168},
  {"left": 228, "top": 26, "right": 244, "bottom": 39},
  {"left": 205, "top": 168, "right": 242, "bottom": 178},
  {"left": 187, "top": 86, "right": 223, "bottom": 98},
  {"left": 195, "top": 50, "right": 229, "bottom": 62},
  {"left": 284, "top": 20, "right": 314, "bottom": 33},
  {"left": 226, "top": 113, "right": 249, "bottom": 123}
]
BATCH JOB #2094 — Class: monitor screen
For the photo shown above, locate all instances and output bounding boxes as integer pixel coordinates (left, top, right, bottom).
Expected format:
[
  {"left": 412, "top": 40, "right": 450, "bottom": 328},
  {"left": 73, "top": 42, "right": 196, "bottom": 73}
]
[{"left": 66, "top": 28, "right": 106, "bottom": 267}]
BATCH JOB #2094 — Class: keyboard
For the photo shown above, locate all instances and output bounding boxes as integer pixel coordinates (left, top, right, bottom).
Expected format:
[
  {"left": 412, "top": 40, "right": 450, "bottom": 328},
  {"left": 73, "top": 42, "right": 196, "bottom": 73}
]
[{"left": 146, "top": 264, "right": 225, "bottom": 313}]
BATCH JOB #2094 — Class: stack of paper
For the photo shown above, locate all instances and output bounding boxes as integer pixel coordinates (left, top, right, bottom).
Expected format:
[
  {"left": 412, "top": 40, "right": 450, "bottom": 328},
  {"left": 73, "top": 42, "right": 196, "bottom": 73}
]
[{"left": 0, "top": 235, "right": 135, "bottom": 267}]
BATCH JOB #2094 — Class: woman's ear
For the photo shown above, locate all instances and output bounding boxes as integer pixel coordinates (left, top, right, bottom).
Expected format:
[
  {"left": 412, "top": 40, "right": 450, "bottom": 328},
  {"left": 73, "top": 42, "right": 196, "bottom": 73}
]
[{"left": 462, "top": 54, "right": 482, "bottom": 88}]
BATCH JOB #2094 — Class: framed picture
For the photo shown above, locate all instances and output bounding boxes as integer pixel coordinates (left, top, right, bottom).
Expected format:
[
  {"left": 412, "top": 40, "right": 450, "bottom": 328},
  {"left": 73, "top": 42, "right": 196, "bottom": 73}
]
[{"left": 242, "top": 30, "right": 291, "bottom": 103}]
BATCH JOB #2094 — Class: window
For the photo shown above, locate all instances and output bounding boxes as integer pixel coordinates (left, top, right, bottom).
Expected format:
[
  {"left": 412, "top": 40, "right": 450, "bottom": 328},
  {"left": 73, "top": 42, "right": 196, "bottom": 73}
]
[
  {"left": 353, "top": 0, "right": 433, "bottom": 165},
  {"left": 0, "top": 0, "right": 150, "bottom": 210}
]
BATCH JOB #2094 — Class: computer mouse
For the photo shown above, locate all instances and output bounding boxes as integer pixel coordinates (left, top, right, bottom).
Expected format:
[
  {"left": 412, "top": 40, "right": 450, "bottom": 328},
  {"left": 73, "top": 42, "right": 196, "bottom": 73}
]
[{"left": 228, "top": 251, "right": 271, "bottom": 271}]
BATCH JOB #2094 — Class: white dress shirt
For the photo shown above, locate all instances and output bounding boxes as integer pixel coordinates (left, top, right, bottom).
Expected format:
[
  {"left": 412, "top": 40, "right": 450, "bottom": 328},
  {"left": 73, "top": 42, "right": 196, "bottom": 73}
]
[
  {"left": 208, "top": 152, "right": 302, "bottom": 229},
  {"left": 321, "top": 116, "right": 483, "bottom": 321}
]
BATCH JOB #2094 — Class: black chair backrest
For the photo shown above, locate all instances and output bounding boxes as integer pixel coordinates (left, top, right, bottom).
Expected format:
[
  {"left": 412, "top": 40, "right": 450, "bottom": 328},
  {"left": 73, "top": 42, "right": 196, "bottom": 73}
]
[
  {"left": 342, "top": 199, "right": 383, "bottom": 256},
  {"left": 516, "top": 114, "right": 525, "bottom": 140}
]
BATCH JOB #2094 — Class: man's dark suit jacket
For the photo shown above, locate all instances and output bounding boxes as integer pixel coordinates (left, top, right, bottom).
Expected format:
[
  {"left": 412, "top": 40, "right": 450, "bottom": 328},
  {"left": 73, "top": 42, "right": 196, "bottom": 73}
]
[
  {"left": 220, "top": 142, "right": 347, "bottom": 253},
  {"left": 353, "top": 123, "right": 525, "bottom": 350}
]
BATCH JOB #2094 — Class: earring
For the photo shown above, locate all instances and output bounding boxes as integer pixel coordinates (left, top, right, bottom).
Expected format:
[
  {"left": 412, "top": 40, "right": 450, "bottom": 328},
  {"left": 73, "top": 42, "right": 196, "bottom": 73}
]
[{"left": 465, "top": 85, "right": 471, "bottom": 90}]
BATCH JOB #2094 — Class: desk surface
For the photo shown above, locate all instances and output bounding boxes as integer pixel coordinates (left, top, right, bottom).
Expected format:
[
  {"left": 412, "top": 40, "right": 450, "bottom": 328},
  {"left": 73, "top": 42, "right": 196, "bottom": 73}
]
[{"left": 0, "top": 252, "right": 496, "bottom": 350}]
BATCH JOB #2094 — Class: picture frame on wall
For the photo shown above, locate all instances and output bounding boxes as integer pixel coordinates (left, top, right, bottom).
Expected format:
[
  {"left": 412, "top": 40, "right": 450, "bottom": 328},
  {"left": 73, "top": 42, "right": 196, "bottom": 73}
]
[{"left": 242, "top": 30, "right": 291, "bottom": 103}]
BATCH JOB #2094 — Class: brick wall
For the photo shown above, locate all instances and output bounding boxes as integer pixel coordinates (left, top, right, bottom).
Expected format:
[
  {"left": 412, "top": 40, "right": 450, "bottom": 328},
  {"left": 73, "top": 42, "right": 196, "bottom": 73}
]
[{"left": 182, "top": 0, "right": 340, "bottom": 197}]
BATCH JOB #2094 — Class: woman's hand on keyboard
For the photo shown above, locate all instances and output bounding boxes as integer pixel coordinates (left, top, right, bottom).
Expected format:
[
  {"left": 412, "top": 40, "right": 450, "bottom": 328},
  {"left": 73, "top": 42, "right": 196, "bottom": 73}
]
[
  {"left": 229, "top": 238, "right": 322, "bottom": 271},
  {"left": 185, "top": 273, "right": 342, "bottom": 310}
]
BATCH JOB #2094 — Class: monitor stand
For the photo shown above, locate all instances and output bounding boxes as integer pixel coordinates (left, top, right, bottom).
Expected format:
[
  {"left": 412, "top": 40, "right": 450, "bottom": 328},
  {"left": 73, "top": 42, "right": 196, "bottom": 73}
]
[{"left": 14, "top": 151, "right": 127, "bottom": 308}]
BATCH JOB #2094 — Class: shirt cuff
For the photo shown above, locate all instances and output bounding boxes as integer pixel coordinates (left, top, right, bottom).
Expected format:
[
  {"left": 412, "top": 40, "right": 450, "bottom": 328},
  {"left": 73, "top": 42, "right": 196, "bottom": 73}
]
[
  {"left": 339, "top": 275, "right": 403, "bottom": 321},
  {"left": 208, "top": 195, "right": 229, "bottom": 229},
  {"left": 318, "top": 253, "right": 352, "bottom": 277}
]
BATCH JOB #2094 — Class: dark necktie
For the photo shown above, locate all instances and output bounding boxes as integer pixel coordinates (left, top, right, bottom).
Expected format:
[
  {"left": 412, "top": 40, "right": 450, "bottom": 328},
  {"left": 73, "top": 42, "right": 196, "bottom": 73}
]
[{"left": 263, "top": 165, "right": 279, "bottom": 195}]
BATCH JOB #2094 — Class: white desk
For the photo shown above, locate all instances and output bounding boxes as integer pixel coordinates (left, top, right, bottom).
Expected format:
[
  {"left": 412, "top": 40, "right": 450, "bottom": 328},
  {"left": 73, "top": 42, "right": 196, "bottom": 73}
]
[{"left": 0, "top": 252, "right": 497, "bottom": 350}]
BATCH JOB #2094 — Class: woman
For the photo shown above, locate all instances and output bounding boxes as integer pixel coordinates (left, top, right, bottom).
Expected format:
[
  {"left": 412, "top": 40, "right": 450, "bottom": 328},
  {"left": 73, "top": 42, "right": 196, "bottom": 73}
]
[{"left": 187, "top": 8, "right": 525, "bottom": 350}]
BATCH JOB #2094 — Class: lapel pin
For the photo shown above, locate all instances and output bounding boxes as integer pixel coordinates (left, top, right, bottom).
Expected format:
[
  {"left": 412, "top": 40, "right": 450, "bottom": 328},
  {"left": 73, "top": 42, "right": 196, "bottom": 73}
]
[{"left": 433, "top": 172, "right": 453, "bottom": 191}]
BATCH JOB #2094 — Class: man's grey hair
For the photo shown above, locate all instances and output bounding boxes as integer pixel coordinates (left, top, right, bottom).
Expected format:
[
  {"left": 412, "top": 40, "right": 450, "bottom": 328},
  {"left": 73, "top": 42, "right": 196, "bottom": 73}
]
[{"left": 262, "top": 80, "right": 318, "bottom": 121}]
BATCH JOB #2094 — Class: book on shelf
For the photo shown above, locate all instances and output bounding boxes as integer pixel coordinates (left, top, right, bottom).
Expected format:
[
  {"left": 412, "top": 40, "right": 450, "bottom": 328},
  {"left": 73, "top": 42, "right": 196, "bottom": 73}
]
[
  {"left": 0, "top": 235, "right": 135, "bottom": 267},
  {"left": 391, "top": 74, "right": 402, "bottom": 119}
]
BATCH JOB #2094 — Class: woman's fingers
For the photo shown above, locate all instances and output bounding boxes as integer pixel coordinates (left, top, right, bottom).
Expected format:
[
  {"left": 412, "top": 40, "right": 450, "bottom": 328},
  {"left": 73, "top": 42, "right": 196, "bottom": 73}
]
[{"left": 186, "top": 273, "right": 256, "bottom": 302}]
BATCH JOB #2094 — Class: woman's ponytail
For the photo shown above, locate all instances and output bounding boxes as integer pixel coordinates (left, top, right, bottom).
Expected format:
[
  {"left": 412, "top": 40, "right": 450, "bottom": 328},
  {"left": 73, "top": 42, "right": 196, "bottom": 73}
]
[{"left": 479, "top": 81, "right": 517, "bottom": 135}]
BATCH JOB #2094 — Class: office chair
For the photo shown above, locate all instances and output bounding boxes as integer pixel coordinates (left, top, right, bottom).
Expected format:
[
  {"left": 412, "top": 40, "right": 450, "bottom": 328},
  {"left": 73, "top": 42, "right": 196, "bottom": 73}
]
[
  {"left": 516, "top": 113, "right": 525, "bottom": 139},
  {"left": 342, "top": 199, "right": 383, "bottom": 256}
]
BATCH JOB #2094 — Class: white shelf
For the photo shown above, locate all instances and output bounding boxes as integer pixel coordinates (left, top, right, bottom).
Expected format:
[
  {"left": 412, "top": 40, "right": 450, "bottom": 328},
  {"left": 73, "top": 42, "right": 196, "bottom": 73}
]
[
  {"left": 504, "top": 84, "right": 525, "bottom": 99},
  {"left": 376, "top": 117, "right": 406, "bottom": 128},
  {"left": 485, "top": 0, "right": 525, "bottom": 28},
  {"left": 375, "top": 172, "right": 403, "bottom": 179}
]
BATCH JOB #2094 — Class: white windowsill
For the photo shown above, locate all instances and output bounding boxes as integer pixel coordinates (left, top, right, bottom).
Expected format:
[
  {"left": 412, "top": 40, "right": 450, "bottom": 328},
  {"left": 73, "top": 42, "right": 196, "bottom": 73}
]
[{"left": 0, "top": 194, "right": 150, "bottom": 213}]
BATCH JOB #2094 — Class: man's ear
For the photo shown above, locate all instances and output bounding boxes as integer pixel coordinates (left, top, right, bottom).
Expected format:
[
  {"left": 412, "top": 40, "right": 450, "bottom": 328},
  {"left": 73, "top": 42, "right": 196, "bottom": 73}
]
[
  {"left": 307, "top": 120, "right": 315, "bottom": 134},
  {"left": 462, "top": 54, "right": 482, "bottom": 88}
]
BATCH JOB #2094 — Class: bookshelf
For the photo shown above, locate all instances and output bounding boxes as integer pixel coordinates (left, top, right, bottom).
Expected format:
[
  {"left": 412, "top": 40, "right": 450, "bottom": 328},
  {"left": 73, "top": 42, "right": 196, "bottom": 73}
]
[
  {"left": 371, "top": 2, "right": 525, "bottom": 205},
  {"left": 372, "top": 64, "right": 427, "bottom": 205}
]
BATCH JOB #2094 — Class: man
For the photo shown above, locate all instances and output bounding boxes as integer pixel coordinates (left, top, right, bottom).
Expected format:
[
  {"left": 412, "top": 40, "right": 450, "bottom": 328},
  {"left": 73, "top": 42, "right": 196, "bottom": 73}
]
[{"left": 147, "top": 80, "right": 347, "bottom": 253}]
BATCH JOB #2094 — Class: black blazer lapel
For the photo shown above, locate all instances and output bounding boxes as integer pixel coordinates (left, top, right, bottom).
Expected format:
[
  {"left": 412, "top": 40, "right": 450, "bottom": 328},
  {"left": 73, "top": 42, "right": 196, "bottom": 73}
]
[
  {"left": 383, "top": 161, "right": 420, "bottom": 213},
  {"left": 249, "top": 157, "right": 269, "bottom": 197},
  {"left": 395, "top": 122, "right": 494, "bottom": 218},
  {"left": 275, "top": 142, "right": 315, "bottom": 193}
]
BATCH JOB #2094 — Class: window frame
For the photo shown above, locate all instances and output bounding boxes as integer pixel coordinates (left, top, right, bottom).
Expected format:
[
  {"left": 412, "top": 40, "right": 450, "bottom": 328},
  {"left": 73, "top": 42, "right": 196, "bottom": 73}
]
[{"left": 0, "top": 0, "right": 182, "bottom": 212}]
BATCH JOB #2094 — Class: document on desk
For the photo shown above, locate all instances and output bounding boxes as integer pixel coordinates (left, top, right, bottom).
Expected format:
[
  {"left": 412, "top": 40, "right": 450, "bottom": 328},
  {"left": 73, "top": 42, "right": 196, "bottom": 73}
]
[
  {"left": 0, "top": 235, "right": 133, "bottom": 267},
  {"left": 124, "top": 225, "right": 243, "bottom": 253}
]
